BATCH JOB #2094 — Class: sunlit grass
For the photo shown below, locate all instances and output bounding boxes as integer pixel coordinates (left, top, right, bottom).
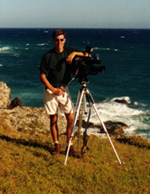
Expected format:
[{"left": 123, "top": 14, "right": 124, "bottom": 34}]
[{"left": 0, "top": 123, "right": 150, "bottom": 194}]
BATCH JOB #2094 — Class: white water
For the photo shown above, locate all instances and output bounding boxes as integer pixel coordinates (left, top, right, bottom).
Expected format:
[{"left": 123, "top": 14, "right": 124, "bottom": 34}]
[{"left": 77, "top": 97, "right": 149, "bottom": 137}]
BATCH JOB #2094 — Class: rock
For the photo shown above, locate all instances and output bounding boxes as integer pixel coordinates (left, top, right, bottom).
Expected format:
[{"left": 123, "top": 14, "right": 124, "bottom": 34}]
[
  {"left": 9, "top": 97, "right": 23, "bottom": 109},
  {"left": 0, "top": 106, "right": 67, "bottom": 135},
  {"left": 0, "top": 82, "right": 128, "bottom": 137},
  {"left": 114, "top": 99, "right": 129, "bottom": 104},
  {"left": 100, "top": 120, "right": 128, "bottom": 136},
  {"left": 0, "top": 82, "right": 67, "bottom": 135},
  {"left": 76, "top": 119, "right": 128, "bottom": 136},
  {"left": 0, "top": 82, "right": 11, "bottom": 108},
  {"left": 112, "top": 97, "right": 131, "bottom": 104}
]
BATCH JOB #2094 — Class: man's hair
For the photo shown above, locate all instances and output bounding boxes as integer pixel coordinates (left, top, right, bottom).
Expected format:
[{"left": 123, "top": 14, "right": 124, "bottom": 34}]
[{"left": 52, "top": 29, "right": 67, "bottom": 40}]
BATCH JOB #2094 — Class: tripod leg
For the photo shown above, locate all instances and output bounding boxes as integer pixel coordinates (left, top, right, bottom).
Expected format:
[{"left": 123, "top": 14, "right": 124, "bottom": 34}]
[
  {"left": 77, "top": 108, "right": 83, "bottom": 150},
  {"left": 74, "top": 89, "right": 83, "bottom": 148},
  {"left": 86, "top": 89, "right": 122, "bottom": 165},
  {"left": 74, "top": 89, "right": 84, "bottom": 145},
  {"left": 75, "top": 89, "right": 82, "bottom": 111},
  {"left": 64, "top": 88, "right": 85, "bottom": 165},
  {"left": 83, "top": 93, "right": 87, "bottom": 114},
  {"left": 78, "top": 93, "right": 87, "bottom": 150}
]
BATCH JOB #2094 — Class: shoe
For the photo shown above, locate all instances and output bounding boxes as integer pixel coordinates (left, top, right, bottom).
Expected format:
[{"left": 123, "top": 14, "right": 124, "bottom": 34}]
[
  {"left": 67, "top": 145, "right": 82, "bottom": 158},
  {"left": 52, "top": 144, "right": 61, "bottom": 156}
]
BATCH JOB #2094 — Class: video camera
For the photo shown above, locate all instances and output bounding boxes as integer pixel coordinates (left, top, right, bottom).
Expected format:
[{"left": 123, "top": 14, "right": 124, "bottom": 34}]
[{"left": 72, "top": 46, "right": 105, "bottom": 82}]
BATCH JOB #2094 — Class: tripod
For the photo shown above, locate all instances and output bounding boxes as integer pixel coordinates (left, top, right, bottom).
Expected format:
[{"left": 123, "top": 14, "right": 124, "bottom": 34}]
[{"left": 64, "top": 81, "right": 122, "bottom": 165}]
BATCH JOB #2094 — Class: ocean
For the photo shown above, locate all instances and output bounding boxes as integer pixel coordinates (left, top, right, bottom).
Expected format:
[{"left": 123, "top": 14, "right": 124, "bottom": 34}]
[{"left": 0, "top": 28, "right": 150, "bottom": 138}]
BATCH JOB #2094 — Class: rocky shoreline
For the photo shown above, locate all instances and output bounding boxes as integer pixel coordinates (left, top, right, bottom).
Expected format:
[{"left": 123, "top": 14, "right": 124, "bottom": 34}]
[{"left": 0, "top": 81, "right": 130, "bottom": 138}]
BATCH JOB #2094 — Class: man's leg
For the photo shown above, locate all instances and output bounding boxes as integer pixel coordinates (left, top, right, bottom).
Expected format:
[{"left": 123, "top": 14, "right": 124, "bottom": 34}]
[
  {"left": 65, "top": 113, "right": 74, "bottom": 143},
  {"left": 50, "top": 114, "right": 61, "bottom": 155},
  {"left": 65, "top": 113, "right": 81, "bottom": 158}
]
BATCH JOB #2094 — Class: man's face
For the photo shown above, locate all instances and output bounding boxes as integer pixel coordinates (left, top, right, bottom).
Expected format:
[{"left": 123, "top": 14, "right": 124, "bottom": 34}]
[{"left": 53, "top": 34, "right": 66, "bottom": 53}]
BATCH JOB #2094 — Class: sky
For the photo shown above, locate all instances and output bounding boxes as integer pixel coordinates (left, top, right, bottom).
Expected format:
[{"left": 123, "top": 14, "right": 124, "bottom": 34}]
[{"left": 0, "top": 0, "right": 150, "bottom": 29}]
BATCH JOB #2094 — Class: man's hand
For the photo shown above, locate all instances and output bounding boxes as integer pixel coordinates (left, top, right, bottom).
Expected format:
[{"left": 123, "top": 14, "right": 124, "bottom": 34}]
[
  {"left": 40, "top": 72, "right": 65, "bottom": 96},
  {"left": 84, "top": 52, "right": 91, "bottom": 57},
  {"left": 66, "top": 51, "right": 91, "bottom": 64},
  {"left": 53, "top": 87, "right": 64, "bottom": 96}
]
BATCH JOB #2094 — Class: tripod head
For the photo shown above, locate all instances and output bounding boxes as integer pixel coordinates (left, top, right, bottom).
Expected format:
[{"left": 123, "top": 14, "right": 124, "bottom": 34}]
[{"left": 80, "top": 80, "right": 89, "bottom": 88}]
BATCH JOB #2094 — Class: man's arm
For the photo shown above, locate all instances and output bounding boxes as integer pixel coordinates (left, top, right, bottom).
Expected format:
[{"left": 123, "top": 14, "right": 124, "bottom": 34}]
[
  {"left": 66, "top": 51, "right": 90, "bottom": 64},
  {"left": 40, "top": 72, "right": 64, "bottom": 96}
]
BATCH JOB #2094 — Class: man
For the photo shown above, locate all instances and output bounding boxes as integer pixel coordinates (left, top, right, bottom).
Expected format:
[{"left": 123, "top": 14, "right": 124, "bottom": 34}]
[{"left": 40, "top": 29, "right": 89, "bottom": 157}]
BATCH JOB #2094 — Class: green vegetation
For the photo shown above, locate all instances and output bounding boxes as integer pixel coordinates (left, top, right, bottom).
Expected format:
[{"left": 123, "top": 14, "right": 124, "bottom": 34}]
[{"left": 0, "top": 120, "right": 150, "bottom": 194}]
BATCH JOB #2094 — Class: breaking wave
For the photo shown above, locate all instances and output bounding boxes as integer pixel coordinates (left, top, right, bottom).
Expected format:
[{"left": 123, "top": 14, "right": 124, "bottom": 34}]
[
  {"left": 0, "top": 46, "right": 11, "bottom": 53},
  {"left": 37, "top": 43, "right": 48, "bottom": 46},
  {"left": 79, "top": 97, "right": 150, "bottom": 137},
  {"left": 93, "top": 47, "right": 119, "bottom": 52}
]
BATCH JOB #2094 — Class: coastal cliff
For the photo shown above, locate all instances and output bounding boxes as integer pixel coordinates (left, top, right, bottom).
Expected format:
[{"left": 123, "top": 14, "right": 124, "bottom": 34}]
[
  {"left": 0, "top": 82, "right": 66, "bottom": 136},
  {"left": 0, "top": 82, "right": 128, "bottom": 137}
]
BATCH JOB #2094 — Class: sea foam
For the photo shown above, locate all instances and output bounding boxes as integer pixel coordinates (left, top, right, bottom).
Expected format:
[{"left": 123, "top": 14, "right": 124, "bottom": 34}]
[
  {"left": 79, "top": 97, "right": 149, "bottom": 136},
  {"left": 37, "top": 43, "right": 48, "bottom": 46},
  {"left": 0, "top": 47, "right": 11, "bottom": 52}
]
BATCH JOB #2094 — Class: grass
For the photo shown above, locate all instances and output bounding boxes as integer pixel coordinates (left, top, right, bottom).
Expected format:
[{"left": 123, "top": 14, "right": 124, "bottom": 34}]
[{"left": 0, "top": 122, "right": 150, "bottom": 194}]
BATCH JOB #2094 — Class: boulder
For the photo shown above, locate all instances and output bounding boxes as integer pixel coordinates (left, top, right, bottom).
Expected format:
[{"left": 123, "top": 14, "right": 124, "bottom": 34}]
[
  {"left": 76, "top": 119, "right": 128, "bottom": 136},
  {"left": 9, "top": 97, "right": 23, "bottom": 109},
  {"left": 0, "top": 82, "right": 11, "bottom": 108},
  {"left": 114, "top": 99, "right": 129, "bottom": 104},
  {"left": 112, "top": 97, "right": 131, "bottom": 105},
  {"left": 100, "top": 120, "right": 128, "bottom": 136}
]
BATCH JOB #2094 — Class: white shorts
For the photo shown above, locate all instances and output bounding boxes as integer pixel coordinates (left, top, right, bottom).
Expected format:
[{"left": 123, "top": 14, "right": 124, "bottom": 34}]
[{"left": 43, "top": 87, "right": 74, "bottom": 115}]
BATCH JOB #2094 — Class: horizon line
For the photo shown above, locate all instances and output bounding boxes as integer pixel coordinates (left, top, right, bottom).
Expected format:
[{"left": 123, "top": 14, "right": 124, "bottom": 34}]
[{"left": 0, "top": 27, "right": 150, "bottom": 30}]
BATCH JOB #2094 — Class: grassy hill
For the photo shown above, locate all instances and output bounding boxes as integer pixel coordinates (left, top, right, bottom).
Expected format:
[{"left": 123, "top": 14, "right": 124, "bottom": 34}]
[{"left": 0, "top": 119, "right": 150, "bottom": 194}]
